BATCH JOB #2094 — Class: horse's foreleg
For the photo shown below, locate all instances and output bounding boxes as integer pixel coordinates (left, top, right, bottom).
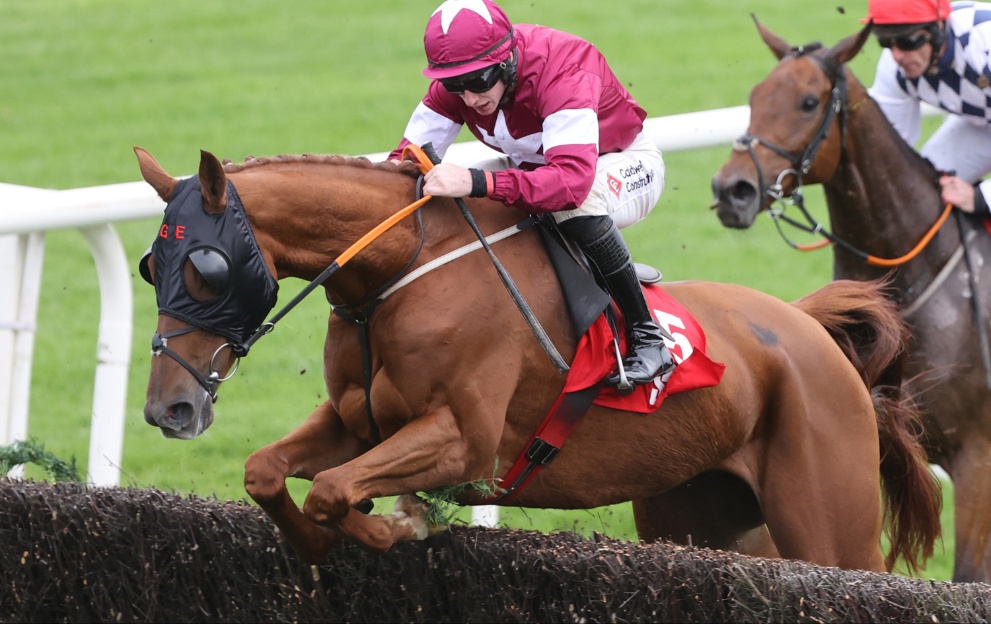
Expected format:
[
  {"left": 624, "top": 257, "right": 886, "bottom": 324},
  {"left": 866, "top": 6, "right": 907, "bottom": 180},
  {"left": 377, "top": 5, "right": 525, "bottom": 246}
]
[
  {"left": 317, "top": 494, "right": 436, "bottom": 553},
  {"left": 243, "top": 400, "right": 370, "bottom": 564},
  {"left": 302, "top": 406, "right": 471, "bottom": 553}
]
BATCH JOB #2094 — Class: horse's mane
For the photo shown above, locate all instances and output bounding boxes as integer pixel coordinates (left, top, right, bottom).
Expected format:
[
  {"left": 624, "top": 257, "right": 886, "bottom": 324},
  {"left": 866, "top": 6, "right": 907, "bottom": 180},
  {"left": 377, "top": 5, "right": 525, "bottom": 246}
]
[
  {"left": 836, "top": 58, "right": 943, "bottom": 188},
  {"left": 221, "top": 153, "right": 422, "bottom": 179}
]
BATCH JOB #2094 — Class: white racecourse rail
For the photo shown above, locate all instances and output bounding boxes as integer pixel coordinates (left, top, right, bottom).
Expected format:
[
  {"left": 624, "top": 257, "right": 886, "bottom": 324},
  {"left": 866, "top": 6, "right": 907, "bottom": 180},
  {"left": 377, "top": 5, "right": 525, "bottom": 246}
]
[{"left": 0, "top": 103, "right": 943, "bottom": 520}]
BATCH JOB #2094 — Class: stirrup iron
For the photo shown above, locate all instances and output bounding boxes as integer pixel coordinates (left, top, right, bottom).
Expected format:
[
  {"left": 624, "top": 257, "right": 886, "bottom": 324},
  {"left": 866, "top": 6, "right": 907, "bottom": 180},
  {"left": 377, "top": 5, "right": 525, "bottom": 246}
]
[{"left": 611, "top": 338, "right": 635, "bottom": 395}]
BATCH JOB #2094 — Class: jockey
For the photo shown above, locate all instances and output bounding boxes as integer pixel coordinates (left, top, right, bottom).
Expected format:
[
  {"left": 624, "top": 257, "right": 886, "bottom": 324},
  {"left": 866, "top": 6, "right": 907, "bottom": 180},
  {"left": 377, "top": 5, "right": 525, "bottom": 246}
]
[
  {"left": 866, "top": 0, "right": 991, "bottom": 216},
  {"left": 388, "top": 0, "right": 673, "bottom": 389}
]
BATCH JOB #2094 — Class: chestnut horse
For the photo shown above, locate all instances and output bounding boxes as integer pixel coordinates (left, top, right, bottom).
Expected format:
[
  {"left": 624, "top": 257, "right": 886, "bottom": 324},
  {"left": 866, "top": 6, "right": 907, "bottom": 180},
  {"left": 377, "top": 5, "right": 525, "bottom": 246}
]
[
  {"left": 135, "top": 145, "right": 940, "bottom": 574},
  {"left": 711, "top": 19, "right": 991, "bottom": 582}
]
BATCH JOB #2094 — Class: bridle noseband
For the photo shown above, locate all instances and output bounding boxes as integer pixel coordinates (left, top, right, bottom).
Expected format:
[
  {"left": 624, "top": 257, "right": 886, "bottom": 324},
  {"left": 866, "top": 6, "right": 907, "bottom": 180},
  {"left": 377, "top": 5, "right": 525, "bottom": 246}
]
[{"left": 151, "top": 325, "right": 240, "bottom": 403}]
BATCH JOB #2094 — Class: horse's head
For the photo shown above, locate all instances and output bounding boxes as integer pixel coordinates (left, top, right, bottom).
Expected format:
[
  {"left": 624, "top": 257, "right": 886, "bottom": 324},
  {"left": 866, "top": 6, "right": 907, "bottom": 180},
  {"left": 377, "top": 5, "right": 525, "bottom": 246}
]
[
  {"left": 711, "top": 18, "right": 873, "bottom": 229},
  {"left": 134, "top": 147, "right": 279, "bottom": 439}
]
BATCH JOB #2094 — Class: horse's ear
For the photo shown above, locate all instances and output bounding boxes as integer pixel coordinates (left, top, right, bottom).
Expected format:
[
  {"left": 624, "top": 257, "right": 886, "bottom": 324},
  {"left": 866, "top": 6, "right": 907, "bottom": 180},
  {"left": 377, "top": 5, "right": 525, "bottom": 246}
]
[
  {"left": 828, "top": 22, "right": 873, "bottom": 66},
  {"left": 134, "top": 146, "right": 178, "bottom": 203},
  {"left": 752, "top": 14, "right": 791, "bottom": 60},
  {"left": 198, "top": 149, "right": 227, "bottom": 213}
]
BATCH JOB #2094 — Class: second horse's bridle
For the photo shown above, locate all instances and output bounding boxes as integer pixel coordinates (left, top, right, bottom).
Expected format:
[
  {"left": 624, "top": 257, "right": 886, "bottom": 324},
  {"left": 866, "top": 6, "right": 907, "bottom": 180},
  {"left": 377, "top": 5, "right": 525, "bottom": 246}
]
[{"left": 733, "top": 45, "right": 850, "bottom": 252}]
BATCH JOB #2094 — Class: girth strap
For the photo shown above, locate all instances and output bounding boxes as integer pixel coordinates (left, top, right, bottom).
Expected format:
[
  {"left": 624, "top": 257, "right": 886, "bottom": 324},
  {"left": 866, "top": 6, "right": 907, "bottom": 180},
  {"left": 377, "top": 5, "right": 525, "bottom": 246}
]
[
  {"left": 357, "top": 320, "right": 383, "bottom": 444},
  {"left": 484, "top": 381, "right": 603, "bottom": 504}
]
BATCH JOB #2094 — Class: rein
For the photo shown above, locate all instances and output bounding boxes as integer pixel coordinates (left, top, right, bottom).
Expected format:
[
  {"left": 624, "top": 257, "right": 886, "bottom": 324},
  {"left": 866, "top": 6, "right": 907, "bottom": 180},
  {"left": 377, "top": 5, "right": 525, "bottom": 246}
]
[
  {"left": 734, "top": 47, "right": 952, "bottom": 268},
  {"left": 764, "top": 189, "right": 954, "bottom": 267},
  {"left": 238, "top": 194, "right": 431, "bottom": 354}
]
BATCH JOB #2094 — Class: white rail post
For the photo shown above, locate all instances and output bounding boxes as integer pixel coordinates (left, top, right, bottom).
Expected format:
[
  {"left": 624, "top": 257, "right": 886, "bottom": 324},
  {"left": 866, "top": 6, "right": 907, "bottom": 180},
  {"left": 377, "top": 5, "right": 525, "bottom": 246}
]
[
  {"left": 80, "top": 224, "right": 133, "bottom": 486},
  {"left": 1, "top": 183, "right": 51, "bottom": 479},
  {"left": 0, "top": 233, "right": 46, "bottom": 478},
  {"left": 0, "top": 235, "right": 17, "bottom": 445},
  {"left": 0, "top": 182, "right": 152, "bottom": 486}
]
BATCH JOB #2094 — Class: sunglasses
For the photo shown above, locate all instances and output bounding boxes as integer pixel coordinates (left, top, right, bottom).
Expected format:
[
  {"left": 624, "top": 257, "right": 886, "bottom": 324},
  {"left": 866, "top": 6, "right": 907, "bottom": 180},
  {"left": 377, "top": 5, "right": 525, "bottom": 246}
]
[
  {"left": 440, "top": 64, "right": 502, "bottom": 95},
  {"left": 877, "top": 30, "right": 932, "bottom": 51}
]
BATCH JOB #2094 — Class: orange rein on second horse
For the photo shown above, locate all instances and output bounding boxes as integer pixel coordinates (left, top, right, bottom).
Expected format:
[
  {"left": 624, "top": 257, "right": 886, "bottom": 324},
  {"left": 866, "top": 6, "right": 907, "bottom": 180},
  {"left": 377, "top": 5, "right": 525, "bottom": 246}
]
[{"left": 791, "top": 201, "right": 954, "bottom": 267}]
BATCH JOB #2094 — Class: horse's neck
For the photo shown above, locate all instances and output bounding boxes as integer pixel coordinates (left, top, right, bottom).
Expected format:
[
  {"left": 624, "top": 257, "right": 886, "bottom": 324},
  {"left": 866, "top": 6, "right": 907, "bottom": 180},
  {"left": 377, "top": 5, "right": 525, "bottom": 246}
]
[
  {"left": 235, "top": 165, "right": 424, "bottom": 301},
  {"left": 824, "top": 77, "right": 950, "bottom": 279}
]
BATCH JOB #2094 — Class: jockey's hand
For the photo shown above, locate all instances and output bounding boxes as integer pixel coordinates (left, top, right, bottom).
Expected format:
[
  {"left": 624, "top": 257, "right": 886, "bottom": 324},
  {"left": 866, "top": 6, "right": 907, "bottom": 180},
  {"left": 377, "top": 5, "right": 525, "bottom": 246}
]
[
  {"left": 423, "top": 163, "right": 472, "bottom": 198},
  {"left": 940, "top": 175, "right": 976, "bottom": 212}
]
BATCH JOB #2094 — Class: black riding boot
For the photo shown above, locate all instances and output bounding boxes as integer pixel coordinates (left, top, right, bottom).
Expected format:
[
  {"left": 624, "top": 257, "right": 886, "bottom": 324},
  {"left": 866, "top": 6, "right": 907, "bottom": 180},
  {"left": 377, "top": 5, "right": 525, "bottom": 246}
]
[{"left": 560, "top": 216, "right": 674, "bottom": 388}]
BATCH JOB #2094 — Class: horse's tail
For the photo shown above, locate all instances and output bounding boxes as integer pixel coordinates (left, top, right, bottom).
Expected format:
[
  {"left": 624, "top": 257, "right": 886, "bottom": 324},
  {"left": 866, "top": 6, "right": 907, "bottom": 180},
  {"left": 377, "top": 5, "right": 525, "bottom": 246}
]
[{"left": 793, "top": 279, "right": 942, "bottom": 574}]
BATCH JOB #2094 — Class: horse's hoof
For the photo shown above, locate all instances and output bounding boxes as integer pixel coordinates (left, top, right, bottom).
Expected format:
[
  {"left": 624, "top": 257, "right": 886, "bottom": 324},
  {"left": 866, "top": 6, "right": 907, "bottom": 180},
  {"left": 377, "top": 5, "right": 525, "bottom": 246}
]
[{"left": 394, "top": 494, "right": 431, "bottom": 540}]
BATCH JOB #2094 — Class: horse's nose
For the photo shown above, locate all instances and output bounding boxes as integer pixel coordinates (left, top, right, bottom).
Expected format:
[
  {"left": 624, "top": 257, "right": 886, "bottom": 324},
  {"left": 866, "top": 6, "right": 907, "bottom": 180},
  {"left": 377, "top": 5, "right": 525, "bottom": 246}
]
[
  {"left": 711, "top": 174, "right": 759, "bottom": 230},
  {"left": 144, "top": 400, "right": 195, "bottom": 434}
]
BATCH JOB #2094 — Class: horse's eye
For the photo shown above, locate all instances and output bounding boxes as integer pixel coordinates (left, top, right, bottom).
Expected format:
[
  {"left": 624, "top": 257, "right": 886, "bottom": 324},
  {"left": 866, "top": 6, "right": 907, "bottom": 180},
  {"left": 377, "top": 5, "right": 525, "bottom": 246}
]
[{"left": 801, "top": 95, "right": 819, "bottom": 112}]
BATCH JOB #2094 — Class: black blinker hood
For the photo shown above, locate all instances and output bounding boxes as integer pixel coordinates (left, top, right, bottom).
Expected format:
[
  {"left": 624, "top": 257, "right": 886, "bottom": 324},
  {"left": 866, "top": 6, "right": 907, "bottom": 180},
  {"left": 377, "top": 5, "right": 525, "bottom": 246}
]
[{"left": 140, "top": 176, "right": 279, "bottom": 347}]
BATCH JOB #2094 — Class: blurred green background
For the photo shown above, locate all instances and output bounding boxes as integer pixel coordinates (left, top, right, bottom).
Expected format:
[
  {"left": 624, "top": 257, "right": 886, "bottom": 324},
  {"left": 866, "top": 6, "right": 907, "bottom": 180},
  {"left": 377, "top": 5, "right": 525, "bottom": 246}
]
[{"left": 1, "top": 0, "right": 951, "bottom": 579}]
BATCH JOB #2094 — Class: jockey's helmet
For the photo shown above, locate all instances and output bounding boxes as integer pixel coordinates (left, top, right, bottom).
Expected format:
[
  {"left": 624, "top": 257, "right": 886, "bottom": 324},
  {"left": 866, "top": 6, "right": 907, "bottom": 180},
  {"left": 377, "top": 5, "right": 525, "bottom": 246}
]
[
  {"left": 423, "top": 0, "right": 515, "bottom": 80},
  {"left": 863, "top": 0, "right": 951, "bottom": 26}
]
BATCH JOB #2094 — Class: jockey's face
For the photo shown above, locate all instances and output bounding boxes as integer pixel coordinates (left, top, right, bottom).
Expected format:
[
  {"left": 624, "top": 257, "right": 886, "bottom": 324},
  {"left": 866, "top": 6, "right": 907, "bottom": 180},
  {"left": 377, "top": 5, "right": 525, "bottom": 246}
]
[
  {"left": 877, "top": 26, "right": 941, "bottom": 79},
  {"left": 888, "top": 32, "right": 933, "bottom": 79},
  {"left": 458, "top": 80, "right": 505, "bottom": 116}
]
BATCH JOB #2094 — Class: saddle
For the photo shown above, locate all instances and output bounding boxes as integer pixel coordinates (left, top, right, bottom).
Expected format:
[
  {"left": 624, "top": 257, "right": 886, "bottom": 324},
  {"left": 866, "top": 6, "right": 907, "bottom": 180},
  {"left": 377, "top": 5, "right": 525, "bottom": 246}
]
[
  {"left": 536, "top": 215, "right": 659, "bottom": 354},
  {"left": 538, "top": 217, "right": 722, "bottom": 411}
]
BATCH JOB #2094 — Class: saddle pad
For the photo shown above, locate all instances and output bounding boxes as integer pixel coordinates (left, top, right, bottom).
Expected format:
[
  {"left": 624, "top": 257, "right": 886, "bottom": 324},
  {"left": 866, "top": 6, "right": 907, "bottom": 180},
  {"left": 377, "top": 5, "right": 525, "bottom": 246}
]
[{"left": 562, "top": 284, "right": 726, "bottom": 414}]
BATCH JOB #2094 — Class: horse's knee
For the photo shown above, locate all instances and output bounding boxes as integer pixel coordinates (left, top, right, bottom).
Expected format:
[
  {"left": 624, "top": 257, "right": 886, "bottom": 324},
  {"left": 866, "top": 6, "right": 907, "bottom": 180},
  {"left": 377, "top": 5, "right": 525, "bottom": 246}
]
[
  {"left": 244, "top": 448, "right": 288, "bottom": 504},
  {"left": 303, "top": 470, "right": 354, "bottom": 526}
]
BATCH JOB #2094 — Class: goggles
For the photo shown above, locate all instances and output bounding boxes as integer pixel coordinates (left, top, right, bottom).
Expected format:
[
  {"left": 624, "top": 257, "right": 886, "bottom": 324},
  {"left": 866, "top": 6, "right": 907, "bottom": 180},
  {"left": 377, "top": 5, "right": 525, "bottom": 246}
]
[
  {"left": 440, "top": 64, "right": 502, "bottom": 95},
  {"left": 877, "top": 30, "right": 932, "bottom": 51}
]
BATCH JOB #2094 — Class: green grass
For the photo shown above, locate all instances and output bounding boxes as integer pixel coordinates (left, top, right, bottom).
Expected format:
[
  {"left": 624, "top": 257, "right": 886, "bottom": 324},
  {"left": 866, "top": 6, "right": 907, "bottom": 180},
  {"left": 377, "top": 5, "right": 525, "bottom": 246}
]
[{"left": 1, "top": 0, "right": 954, "bottom": 580}]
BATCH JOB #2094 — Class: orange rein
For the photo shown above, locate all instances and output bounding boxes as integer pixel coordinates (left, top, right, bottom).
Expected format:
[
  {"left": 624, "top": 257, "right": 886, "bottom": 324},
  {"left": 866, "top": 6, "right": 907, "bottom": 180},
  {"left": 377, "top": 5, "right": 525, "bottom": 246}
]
[
  {"left": 796, "top": 202, "right": 954, "bottom": 267},
  {"left": 864, "top": 202, "right": 954, "bottom": 267},
  {"left": 240, "top": 144, "right": 439, "bottom": 353},
  {"left": 334, "top": 144, "right": 436, "bottom": 268}
]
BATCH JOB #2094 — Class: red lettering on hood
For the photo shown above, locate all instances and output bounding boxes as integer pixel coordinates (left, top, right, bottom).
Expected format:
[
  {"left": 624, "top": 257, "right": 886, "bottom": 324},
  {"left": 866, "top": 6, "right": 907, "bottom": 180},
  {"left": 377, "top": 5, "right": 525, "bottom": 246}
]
[{"left": 159, "top": 224, "right": 187, "bottom": 239}]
